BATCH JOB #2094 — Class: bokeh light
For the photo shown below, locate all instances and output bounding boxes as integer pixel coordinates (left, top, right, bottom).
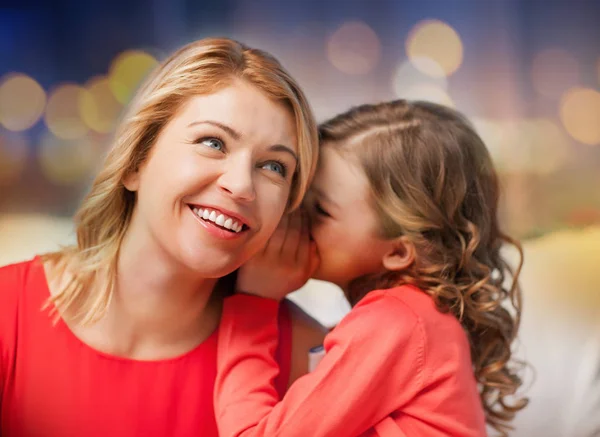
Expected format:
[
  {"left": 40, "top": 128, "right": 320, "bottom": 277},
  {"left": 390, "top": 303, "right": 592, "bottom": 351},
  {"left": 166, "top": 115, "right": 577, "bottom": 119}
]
[
  {"left": 520, "top": 119, "right": 570, "bottom": 174},
  {"left": 472, "top": 118, "right": 519, "bottom": 172},
  {"left": 326, "top": 21, "right": 381, "bottom": 75},
  {"left": 531, "top": 49, "right": 580, "bottom": 98},
  {"left": 109, "top": 50, "right": 158, "bottom": 104},
  {"left": 406, "top": 19, "right": 463, "bottom": 77},
  {"left": 0, "top": 133, "right": 28, "bottom": 185},
  {"left": 79, "top": 76, "right": 123, "bottom": 133},
  {"left": 38, "top": 132, "right": 97, "bottom": 185},
  {"left": 567, "top": 207, "right": 600, "bottom": 227},
  {"left": 472, "top": 118, "right": 569, "bottom": 174},
  {"left": 44, "top": 84, "right": 89, "bottom": 140},
  {"left": 559, "top": 87, "right": 600, "bottom": 146},
  {"left": 393, "top": 58, "right": 447, "bottom": 99},
  {"left": 0, "top": 74, "right": 46, "bottom": 131}
]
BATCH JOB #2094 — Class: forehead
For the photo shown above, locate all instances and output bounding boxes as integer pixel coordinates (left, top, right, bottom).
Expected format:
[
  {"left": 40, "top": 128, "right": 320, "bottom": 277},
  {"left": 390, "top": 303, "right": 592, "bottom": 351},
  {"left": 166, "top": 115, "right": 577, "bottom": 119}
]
[
  {"left": 313, "top": 146, "right": 371, "bottom": 206},
  {"left": 171, "top": 79, "right": 297, "bottom": 147}
]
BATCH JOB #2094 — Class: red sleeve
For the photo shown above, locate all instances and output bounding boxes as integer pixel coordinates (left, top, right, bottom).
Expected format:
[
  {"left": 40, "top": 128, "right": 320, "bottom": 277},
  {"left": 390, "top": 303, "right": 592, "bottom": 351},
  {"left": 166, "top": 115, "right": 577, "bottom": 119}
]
[
  {"left": 0, "top": 262, "right": 23, "bottom": 401},
  {"left": 274, "top": 300, "right": 292, "bottom": 398},
  {"left": 214, "top": 290, "right": 426, "bottom": 437}
]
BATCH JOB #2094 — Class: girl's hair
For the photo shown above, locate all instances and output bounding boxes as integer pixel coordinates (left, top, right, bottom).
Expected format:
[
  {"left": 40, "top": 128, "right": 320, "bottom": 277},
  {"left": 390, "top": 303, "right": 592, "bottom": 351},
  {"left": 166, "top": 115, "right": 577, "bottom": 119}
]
[
  {"left": 43, "top": 38, "right": 318, "bottom": 325},
  {"left": 319, "top": 100, "right": 527, "bottom": 436}
]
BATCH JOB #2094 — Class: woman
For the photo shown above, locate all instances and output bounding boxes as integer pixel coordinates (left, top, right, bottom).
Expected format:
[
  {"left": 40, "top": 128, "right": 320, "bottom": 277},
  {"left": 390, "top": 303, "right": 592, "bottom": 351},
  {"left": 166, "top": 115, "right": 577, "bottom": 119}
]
[{"left": 0, "top": 38, "right": 324, "bottom": 436}]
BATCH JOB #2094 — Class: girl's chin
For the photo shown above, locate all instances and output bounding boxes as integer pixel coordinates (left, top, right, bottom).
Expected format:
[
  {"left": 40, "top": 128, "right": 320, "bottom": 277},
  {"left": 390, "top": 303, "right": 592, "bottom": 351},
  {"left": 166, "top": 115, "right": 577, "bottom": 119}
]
[{"left": 311, "top": 270, "right": 343, "bottom": 289}]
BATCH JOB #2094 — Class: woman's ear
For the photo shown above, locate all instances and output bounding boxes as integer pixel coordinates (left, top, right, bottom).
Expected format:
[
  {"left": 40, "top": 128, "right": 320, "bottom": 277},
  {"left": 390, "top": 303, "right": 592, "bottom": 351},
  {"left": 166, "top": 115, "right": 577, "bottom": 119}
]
[
  {"left": 382, "top": 236, "right": 415, "bottom": 271},
  {"left": 122, "top": 170, "right": 140, "bottom": 192}
]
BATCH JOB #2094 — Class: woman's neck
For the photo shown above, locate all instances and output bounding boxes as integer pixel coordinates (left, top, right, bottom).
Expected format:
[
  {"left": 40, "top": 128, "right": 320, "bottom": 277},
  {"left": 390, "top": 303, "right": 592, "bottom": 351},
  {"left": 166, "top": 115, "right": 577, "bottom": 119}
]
[{"left": 64, "top": 231, "right": 222, "bottom": 361}]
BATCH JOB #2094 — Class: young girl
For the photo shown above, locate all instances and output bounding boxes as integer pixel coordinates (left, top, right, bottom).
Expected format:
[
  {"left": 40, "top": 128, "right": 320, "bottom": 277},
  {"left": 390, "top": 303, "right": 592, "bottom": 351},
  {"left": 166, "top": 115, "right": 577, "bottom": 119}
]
[{"left": 215, "top": 100, "right": 528, "bottom": 436}]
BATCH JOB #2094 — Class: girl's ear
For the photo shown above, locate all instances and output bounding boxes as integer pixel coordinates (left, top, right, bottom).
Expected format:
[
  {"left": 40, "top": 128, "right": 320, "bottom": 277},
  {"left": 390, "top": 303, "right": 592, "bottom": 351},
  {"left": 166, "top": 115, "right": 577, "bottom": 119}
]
[{"left": 382, "top": 236, "right": 415, "bottom": 271}]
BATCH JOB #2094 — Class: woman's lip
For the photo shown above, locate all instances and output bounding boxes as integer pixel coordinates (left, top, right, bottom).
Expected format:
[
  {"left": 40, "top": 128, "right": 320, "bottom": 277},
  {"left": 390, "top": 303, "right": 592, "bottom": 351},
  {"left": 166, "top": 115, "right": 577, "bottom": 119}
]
[
  {"left": 187, "top": 203, "right": 252, "bottom": 229},
  {"left": 189, "top": 207, "right": 247, "bottom": 240}
]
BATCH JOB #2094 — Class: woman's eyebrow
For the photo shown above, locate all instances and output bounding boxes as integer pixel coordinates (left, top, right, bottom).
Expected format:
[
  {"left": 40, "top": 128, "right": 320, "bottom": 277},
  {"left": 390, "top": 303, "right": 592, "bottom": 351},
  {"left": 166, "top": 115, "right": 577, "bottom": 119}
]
[
  {"left": 187, "top": 120, "right": 241, "bottom": 140},
  {"left": 268, "top": 144, "right": 297, "bottom": 164},
  {"left": 188, "top": 120, "right": 297, "bottom": 163}
]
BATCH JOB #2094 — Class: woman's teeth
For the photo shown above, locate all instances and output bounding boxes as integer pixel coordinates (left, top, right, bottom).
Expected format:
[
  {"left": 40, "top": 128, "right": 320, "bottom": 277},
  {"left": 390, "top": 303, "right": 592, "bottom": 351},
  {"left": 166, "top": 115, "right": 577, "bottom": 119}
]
[{"left": 192, "top": 207, "right": 244, "bottom": 233}]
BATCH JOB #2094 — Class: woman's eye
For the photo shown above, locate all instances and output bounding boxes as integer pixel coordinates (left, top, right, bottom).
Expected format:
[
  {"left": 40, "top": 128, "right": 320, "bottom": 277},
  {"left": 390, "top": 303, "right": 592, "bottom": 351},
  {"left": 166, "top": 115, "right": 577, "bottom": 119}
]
[
  {"left": 200, "top": 137, "right": 224, "bottom": 151},
  {"left": 262, "top": 161, "right": 287, "bottom": 177}
]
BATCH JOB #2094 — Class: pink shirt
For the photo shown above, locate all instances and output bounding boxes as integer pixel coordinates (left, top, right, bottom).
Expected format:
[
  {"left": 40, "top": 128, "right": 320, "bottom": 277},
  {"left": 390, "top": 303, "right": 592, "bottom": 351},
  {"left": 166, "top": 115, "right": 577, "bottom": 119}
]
[{"left": 215, "top": 285, "right": 487, "bottom": 436}]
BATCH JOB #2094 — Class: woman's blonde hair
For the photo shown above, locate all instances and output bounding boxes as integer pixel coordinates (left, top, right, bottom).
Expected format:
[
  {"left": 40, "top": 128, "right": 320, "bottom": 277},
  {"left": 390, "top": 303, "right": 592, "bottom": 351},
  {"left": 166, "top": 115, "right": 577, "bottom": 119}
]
[
  {"left": 43, "top": 38, "right": 318, "bottom": 324},
  {"left": 319, "top": 100, "right": 527, "bottom": 436}
]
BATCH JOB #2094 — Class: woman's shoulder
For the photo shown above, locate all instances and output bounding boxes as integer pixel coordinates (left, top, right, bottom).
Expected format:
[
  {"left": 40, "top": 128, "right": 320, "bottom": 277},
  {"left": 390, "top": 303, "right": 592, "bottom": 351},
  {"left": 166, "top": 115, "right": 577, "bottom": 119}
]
[
  {"left": 283, "top": 299, "right": 328, "bottom": 387},
  {"left": 285, "top": 299, "right": 329, "bottom": 336},
  {"left": 0, "top": 257, "right": 44, "bottom": 343},
  {"left": 0, "top": 256, "right": 41, "bottom": 298},
  {"left": 0, "top": 255, "right": 53, "bottom": 320}
]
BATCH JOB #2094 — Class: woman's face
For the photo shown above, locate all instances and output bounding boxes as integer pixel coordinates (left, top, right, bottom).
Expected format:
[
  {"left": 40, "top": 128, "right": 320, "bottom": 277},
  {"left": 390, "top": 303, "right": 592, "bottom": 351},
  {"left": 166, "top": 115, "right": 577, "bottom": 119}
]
[{"left": 124, "top": 78, "right": 298, "bottom": 278}]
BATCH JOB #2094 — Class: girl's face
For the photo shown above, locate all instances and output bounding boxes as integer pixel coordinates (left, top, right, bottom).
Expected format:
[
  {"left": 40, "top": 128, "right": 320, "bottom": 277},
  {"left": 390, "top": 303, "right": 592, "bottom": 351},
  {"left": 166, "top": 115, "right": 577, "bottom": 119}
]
[
  {"left": 305, "top": 145, "right": 393, "bottom": 290},
  {"left": 123, "top": 78, "right": 298, "bottom": 278}
]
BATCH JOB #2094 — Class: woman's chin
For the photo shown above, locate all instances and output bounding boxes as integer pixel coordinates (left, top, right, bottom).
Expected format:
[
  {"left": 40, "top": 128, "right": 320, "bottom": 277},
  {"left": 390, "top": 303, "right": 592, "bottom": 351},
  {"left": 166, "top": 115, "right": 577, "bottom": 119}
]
[{"left": 178, "top": 249, "right": 240, "bottom": 279}]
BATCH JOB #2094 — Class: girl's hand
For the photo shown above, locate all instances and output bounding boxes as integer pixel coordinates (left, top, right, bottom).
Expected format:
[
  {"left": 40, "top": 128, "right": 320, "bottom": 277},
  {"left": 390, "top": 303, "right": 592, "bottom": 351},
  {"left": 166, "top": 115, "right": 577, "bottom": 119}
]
[{"left": 236, "top": 208, "right": 319, "bottom": 301}]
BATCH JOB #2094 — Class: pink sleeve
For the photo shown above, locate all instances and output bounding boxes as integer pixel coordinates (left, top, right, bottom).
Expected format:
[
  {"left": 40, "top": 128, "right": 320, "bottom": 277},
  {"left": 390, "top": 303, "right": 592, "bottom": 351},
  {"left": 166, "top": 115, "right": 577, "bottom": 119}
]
[{"left": 214, "top": 291, "right": 426, "bottom": 437}]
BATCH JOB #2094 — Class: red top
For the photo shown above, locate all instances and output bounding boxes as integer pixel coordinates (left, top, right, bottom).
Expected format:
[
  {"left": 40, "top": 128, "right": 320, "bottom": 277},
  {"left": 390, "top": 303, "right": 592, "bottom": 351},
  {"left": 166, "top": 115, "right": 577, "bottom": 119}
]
[
  {"left": 215, "top": 286, "right": 488, "bottom": 437},
  {"left": 0, "top": 257, "right": 292, "bottom": 437}
]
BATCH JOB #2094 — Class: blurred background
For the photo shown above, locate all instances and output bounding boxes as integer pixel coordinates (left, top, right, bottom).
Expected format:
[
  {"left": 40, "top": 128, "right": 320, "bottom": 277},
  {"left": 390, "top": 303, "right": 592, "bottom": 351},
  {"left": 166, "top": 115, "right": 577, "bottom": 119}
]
[{"left": 1, "top": 0, "right": 599, "bottom": 435}]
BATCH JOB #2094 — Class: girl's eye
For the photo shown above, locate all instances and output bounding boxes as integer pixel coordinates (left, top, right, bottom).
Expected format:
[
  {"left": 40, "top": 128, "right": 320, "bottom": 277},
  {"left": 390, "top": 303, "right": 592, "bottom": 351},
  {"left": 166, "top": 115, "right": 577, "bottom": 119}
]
[
  {"left": 262, "top": 161, "right": 288, "bottom": 177},
  {"left": 315, "top": 202, "right": 330, "bottom": 217},
  {"left": 200, "top": 137, "right": 224, "bottom": 151}
]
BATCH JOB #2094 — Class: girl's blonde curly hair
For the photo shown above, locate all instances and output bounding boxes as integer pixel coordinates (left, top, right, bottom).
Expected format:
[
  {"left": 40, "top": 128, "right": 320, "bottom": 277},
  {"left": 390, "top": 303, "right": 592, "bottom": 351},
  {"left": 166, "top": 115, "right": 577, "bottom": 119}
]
[{"left": 319, "top": 100, "right": 527, "bottom": 436}]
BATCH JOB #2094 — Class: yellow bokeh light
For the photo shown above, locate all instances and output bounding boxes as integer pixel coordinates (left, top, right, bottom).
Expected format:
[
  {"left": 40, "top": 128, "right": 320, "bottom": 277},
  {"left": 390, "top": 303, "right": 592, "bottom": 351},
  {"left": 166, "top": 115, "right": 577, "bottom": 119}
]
[
  {"left": 393, "top": 59, "right": 447, "bottom": 99},
  {"left": 520, "top": 119, "right": 570, "bottom": 174},
  {"left": 79, "top": 76, "right": 123, "bottom": 133},
  {"left": 45, "top": 84, "right": 89, "bottom": 140},
  {"left": 0, "top": 73, "right": 46, "bottom": 131},
  {"left": 401, "top": 84, "right": 454, "bottom": 107},
  {"left": 472, "top": 118, "right": 569, "bottom": 174},
  {"left": 471, "top": 118, "right": 519, "bottom": 171},
  {"left": 0, "top": 133, "right": 28, "bottom": 184},
  {"left": 559, "top": 87, "right": 600, "bottom": 146},
  {"left": 531, "top": 49, "right": 579, "bottom": 98},
  {"left": 38, "top": 132, "right": 96, "bottom": 185},
  {"left": 109, "top": 50, "right": 158, "bottom": 104},
  {"left": 327, "top": 21, "right": 381, "bottom": 75},
  {"left": 406, "top": 19, "right": 463, "bottom": 77}
]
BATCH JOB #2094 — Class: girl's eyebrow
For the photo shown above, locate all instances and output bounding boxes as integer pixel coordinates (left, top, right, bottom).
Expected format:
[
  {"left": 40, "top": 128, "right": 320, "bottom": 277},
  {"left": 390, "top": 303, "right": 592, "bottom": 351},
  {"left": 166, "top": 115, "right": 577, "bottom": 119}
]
[{"left": 313, "top": 187, "right": 339, "bottom": 209}]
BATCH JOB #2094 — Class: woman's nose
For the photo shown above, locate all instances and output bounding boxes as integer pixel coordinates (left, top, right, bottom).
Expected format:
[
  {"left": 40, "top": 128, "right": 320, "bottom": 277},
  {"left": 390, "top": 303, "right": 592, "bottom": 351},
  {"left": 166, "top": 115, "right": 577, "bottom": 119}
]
[{"left": 217, "top": 156, "right": 256, "bottom": 202}]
